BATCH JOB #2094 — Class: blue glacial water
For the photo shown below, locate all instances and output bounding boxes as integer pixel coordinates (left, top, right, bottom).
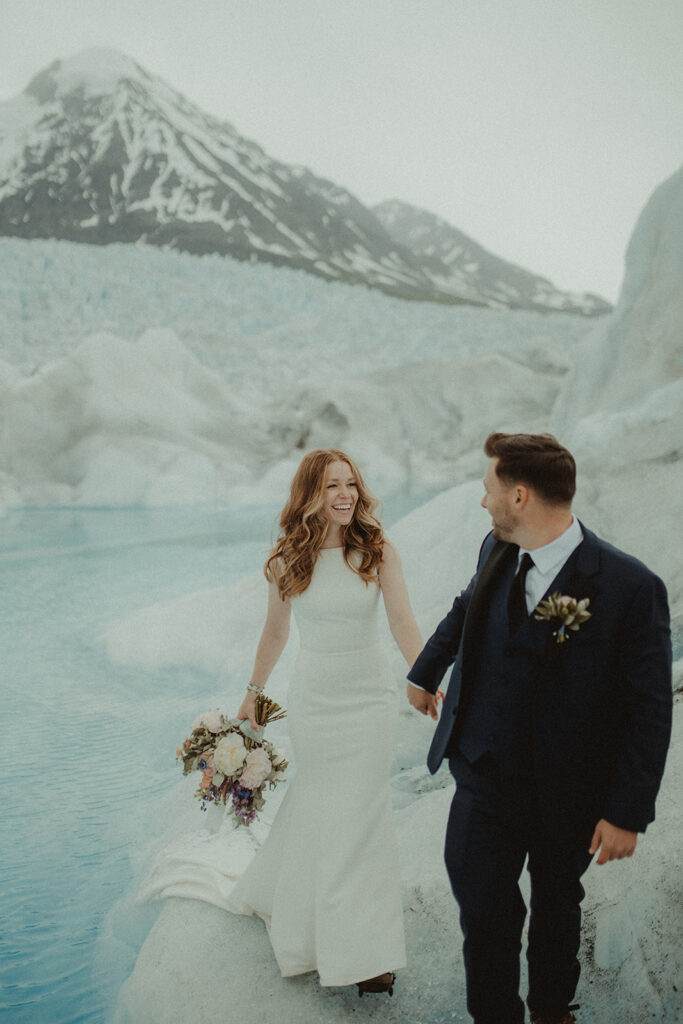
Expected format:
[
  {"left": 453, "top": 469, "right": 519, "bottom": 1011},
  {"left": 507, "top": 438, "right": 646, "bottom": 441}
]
[{"left": 0, "top": 494, "right": 433, "bottom": 1024}]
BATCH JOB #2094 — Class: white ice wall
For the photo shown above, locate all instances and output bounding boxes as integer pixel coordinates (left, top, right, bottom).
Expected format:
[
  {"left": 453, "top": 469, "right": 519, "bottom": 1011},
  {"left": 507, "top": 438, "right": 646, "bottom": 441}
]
[{"left": 550, "top": 164, "right": 683, "bottom": 637}]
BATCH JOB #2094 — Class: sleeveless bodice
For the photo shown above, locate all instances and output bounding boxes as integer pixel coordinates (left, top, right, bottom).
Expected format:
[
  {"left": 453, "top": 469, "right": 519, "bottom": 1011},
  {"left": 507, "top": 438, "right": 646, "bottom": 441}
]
[{"left": 291, "top": 547, "right": 381, "bottom": 653}]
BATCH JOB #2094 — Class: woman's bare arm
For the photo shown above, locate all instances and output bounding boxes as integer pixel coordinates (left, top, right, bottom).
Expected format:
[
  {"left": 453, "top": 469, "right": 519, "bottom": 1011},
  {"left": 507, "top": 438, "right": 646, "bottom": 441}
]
[
  {"left": 379, "top": 540, "right": 440, "bottom": 720},
  {"left": 378, "top": 539, "right": 423, "bottom": 666},
  {"left": 235, "top": 580, "right": 291, "bottom": 728}
]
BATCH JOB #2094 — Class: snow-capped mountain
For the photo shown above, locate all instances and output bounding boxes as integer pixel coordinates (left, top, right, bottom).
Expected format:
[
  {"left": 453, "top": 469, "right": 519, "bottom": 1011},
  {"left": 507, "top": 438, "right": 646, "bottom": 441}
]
[
  {"left": 0, "top": 48, "right": 609, "bottom": 314},
  {"left": 373, "top": 199, "right": 611, "bottom": 315}
]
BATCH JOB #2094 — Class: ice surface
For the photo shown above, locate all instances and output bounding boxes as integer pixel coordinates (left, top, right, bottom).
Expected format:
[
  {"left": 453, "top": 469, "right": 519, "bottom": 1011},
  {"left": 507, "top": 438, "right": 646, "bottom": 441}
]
[{"left": 114, "top": 744, "right": 682, "bottom": 1024}]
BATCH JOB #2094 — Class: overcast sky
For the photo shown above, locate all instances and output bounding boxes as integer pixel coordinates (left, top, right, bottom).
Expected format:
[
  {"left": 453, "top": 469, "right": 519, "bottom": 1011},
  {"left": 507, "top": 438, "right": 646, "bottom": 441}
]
[{"left": 2, "top": 0, "right": 682, "bottom": 303}]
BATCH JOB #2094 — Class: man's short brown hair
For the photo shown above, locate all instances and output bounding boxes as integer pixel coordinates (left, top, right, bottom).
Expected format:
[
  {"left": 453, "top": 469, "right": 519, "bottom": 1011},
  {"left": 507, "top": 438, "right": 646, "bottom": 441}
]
[{"left": 484, "top": 432, "right": 576, "bottom": 505}]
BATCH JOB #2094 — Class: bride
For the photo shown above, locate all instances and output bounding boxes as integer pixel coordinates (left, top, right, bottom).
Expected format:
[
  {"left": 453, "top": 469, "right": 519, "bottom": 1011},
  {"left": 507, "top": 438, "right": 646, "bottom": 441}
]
[{"left": 226, "top": 448, "right": 423, "bottom": 996}]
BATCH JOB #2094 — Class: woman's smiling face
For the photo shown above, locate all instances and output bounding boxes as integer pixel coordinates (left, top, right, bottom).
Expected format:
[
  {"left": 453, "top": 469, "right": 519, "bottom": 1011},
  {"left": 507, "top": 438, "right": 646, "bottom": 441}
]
[{"left": 322, "top": 459, "right": 358, "bottom": 529}]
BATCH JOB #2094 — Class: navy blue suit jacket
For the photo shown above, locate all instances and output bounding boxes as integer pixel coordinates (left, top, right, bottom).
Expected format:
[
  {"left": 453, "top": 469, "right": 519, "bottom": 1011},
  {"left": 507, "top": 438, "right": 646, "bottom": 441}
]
[{"left": 408, "top": 524, "right": 673, "bottom": 845}]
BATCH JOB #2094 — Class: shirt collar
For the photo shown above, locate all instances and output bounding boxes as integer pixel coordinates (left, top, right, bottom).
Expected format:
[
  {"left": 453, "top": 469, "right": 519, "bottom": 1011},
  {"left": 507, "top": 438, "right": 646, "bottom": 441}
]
[{"left": 518, "top": 516, "right": 583, "bottom": 576}]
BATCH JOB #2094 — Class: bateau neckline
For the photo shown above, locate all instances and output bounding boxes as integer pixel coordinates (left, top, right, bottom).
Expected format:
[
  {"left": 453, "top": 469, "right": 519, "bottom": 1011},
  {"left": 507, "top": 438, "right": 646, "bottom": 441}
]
[{"left": 320, "top": 545, "right": 343, "bottom": 551}]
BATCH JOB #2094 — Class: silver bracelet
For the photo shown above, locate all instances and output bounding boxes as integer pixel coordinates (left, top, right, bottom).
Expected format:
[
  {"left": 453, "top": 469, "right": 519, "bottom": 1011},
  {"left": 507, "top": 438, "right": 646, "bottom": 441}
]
[{"left": 246, "top": 683, "right": 263, "bottom": 695}]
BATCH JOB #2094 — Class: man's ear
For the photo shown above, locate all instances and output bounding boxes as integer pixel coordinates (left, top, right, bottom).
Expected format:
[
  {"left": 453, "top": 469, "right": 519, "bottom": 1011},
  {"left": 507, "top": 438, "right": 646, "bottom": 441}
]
[{"left": 513, "top": 484, "right": 529, "bottom": 509}]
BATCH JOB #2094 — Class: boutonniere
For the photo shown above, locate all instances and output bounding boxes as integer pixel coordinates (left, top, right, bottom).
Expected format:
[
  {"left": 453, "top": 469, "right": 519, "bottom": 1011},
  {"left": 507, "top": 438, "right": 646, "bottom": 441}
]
[{"left": 534, "top": 591, "right": 592, "bottom": 644}]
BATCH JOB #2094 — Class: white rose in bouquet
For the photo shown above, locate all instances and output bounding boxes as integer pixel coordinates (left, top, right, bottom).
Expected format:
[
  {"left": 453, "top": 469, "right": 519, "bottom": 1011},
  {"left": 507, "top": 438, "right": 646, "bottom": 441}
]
[{"left": 214, "top": 734, "right": 247, "bottom": 775}]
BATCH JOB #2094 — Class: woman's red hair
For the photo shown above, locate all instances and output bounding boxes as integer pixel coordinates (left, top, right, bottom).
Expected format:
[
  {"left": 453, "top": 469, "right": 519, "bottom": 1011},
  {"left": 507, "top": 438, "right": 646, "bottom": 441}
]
[{"left": 265, "top": 449, "right": 384, "bottom": 599}]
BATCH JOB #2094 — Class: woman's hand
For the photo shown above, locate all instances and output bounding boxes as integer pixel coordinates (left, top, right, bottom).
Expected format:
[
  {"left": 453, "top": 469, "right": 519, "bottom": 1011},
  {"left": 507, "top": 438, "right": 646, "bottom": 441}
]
[
  {"left": 236, "top": 691, "right": 259, "bottom": 730},
  {"left": 406, "top": 682, "right": 440, "bottom": 720}
]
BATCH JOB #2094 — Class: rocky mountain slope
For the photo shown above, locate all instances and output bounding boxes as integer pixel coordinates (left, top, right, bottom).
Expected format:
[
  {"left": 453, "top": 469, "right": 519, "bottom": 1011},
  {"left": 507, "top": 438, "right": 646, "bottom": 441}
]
[
  {"left": 375, "top": 199, "right": 610, "bottom": 313},
  {"left": 0, "top": 48, "right": 608, "bottom": 314}
]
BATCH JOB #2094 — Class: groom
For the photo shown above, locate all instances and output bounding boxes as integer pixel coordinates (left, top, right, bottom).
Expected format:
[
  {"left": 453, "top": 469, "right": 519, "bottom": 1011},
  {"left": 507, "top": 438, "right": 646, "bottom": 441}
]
[{"left": 407, "top": 432, "right": 672, "bottom": 1024}]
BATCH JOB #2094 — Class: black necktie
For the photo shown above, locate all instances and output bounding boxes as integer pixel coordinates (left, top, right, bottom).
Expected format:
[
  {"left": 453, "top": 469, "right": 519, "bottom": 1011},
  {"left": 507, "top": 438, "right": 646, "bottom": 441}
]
[{"left": 508, "top": 552, "right": 534, "bottom": 634}]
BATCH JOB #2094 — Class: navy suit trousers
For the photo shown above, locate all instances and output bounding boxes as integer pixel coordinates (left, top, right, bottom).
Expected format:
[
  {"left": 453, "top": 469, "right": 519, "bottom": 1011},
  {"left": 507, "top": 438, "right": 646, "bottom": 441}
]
[{"left": 446, "top": 754, "right": 593, "bottom": 1024}]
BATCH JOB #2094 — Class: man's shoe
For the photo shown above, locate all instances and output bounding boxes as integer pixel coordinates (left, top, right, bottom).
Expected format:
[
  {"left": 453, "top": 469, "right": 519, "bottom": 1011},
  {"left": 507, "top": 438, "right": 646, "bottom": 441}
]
[{"left": 529, "top": 1006, "right": 578, "bottom": 1024}]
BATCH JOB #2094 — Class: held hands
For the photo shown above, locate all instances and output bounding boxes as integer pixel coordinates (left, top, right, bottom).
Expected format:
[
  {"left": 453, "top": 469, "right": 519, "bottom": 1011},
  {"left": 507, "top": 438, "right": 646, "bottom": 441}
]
[
  {"left": 406, "top": 683, "right": 443, "bottom": 721},
  {"left": 589, "top": 818, "right": 638, "bottom": 865}
]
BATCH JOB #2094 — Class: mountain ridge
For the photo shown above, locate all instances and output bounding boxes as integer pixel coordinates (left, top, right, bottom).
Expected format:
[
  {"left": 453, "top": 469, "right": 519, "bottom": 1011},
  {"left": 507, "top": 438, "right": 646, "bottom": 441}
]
[
  {"left": 0, "top": 49, "right": 610, "bottom": 315},
  {"left": 373, "top": 198, "right": 608, "bottom": 313}
]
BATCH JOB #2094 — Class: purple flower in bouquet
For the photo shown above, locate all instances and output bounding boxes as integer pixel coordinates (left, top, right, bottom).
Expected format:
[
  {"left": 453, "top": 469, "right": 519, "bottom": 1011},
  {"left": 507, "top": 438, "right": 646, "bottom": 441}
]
[{"left": 230, "top": 780, "right": 257, "bottom": 825}]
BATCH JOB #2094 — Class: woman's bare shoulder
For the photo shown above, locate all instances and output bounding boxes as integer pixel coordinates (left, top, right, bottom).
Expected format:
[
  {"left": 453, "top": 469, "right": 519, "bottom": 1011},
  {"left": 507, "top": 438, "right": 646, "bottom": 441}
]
[
  {"left": 381, "top": 536, "right": 399, "bottom": 558},
  {"left": 379, "top": 537, "right": 402, "bottom": 572}
]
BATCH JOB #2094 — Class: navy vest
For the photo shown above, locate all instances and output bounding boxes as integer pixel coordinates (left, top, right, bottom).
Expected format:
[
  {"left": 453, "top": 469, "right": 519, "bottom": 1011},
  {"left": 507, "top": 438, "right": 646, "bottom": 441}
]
[{"left": 454, "top": 555, "right": 535, "bottom": 777}]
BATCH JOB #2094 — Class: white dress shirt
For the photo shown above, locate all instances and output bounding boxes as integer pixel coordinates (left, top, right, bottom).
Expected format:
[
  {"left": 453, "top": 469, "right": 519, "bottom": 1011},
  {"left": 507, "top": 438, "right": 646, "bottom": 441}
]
[{"left": 517, "top": 516, "right": 584, "bottom": 613}]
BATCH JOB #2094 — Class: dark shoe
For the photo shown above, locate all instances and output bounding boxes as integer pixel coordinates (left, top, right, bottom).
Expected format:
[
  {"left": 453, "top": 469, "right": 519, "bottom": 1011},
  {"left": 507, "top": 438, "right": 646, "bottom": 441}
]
[
  {"left": 356, "top": 971, "right": 395, "bottom": 997},
  {"left": 529, "top": 1005, "right": 578, "bottom": 1024}
]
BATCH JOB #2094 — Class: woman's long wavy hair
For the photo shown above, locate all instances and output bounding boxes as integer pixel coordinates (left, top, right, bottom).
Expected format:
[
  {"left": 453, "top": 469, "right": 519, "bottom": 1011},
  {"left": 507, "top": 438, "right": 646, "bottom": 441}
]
[{"left": 265, "top": 449, "right": 384, "bottom": 599}]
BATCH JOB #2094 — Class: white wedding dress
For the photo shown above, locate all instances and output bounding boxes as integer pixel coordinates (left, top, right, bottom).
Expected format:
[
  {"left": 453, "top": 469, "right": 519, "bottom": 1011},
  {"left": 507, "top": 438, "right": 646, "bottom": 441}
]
[
  {"left": 137, "top": 547, "right": 406, "bottom": 988},
  {"left": 226, "top": 547, "right": 406, "bottom": 985}
]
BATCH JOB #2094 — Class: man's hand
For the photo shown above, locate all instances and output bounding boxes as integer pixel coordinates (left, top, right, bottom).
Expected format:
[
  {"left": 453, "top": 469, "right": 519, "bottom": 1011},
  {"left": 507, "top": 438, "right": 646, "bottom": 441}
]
[
  {"left": 406, "top": 683, "right": 440, "bottom": 720},
  {"left": 589, "top": 819, "right": 638, "bottom": 865}
]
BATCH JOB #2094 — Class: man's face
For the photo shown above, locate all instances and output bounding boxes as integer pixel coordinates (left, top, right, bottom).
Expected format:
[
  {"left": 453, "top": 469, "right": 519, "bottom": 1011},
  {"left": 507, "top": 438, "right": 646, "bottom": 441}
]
[{"left": 481, "top": 458, "right": 518, "bottom": 541}]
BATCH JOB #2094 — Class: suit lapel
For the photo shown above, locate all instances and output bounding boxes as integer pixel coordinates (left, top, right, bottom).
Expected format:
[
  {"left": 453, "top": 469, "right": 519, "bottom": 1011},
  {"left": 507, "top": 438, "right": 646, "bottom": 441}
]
[{"left": 461, "top": 539, "right": 517, "bottom": 673}]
